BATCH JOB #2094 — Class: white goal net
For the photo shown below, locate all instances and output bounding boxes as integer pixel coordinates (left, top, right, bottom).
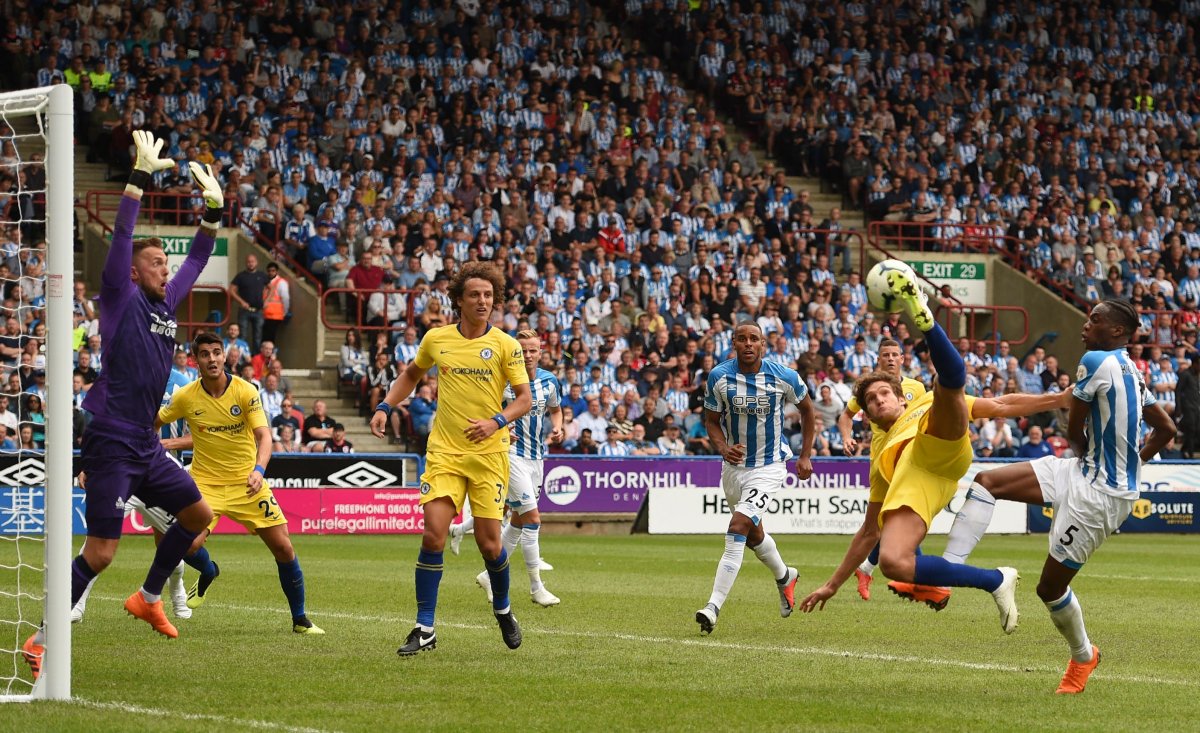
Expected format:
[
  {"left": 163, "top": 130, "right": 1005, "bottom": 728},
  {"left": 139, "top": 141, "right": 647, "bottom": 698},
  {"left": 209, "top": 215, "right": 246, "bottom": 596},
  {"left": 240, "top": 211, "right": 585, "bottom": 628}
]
[{"left": 0, "top": 84, "right": 74, "bottom": 702}]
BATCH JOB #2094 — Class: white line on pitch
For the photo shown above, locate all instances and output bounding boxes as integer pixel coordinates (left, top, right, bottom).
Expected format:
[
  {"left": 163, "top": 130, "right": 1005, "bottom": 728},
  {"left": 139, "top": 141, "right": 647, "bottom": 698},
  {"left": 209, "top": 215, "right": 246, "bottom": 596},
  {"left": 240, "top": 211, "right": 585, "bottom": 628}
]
[
  {"left": 72, "top": 698, "right": 338, "bottom": 733},
  {"left": 91, "top": 594, "right": 1200, "bottom": 689}
]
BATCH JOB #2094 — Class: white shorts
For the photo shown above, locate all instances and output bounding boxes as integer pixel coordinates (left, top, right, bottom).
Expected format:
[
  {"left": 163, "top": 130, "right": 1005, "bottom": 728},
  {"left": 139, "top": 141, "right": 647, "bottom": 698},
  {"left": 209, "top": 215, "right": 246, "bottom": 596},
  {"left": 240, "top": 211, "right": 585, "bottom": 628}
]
[
  {"left": 721, "top": 462, "right": 787, "bottom": 525},
  {"left": 124, "top": 453, "right": 187, "bottom": 534},
  {"left": 125, "top": 494, "right": 177, "bottom": 534},
  {"left": 506, "top": 454, "right": 544, "bottom": 514},
  {"left": 1031, "top": 456, "right": 1135, "bottom": 570}
]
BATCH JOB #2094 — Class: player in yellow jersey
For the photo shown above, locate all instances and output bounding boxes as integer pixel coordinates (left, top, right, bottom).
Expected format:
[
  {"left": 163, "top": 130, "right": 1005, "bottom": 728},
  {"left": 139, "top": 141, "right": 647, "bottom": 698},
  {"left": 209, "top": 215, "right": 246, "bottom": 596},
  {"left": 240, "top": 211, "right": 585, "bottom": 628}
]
[
  {"left": 156, "top": 331, "right": 324, "bottom": 635},
  {"left": 371, "top": 262, "right": 532, "bottom": 655},
  {"left": 800, "top": 267, "right": 1066, "bottom": 633},
  {"left": 837, "top": 338, "right": 926, "bottom": 600}
]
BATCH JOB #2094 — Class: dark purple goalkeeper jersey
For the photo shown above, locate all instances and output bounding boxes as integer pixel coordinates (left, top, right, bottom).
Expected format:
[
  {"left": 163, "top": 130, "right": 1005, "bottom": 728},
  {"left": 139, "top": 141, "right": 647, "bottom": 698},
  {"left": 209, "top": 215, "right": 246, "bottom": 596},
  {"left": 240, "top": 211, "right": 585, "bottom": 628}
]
[{"left": 81, "top": 195, "right": 214, "bottom": 427}]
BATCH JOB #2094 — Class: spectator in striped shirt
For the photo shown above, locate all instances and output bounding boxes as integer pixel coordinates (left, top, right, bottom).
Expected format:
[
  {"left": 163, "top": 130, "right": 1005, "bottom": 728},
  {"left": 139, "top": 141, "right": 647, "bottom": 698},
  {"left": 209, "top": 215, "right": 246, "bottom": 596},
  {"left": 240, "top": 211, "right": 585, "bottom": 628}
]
[{"left": 598, "top": 425, "right": 632, "bottom": 456}]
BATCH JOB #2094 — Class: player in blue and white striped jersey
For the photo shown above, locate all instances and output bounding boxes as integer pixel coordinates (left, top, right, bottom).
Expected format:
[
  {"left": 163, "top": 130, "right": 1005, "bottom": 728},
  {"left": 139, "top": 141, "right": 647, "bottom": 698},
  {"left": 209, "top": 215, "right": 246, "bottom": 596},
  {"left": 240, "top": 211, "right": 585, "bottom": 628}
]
[
  {"left": 458, "top": 331, "right": 564, "bottom": 607},
  {"left": 941, "top": 299, "right": 1175, "bottom": 694},
  {"left": 695, "top": 322, "right": 815, "bottom": 635}
]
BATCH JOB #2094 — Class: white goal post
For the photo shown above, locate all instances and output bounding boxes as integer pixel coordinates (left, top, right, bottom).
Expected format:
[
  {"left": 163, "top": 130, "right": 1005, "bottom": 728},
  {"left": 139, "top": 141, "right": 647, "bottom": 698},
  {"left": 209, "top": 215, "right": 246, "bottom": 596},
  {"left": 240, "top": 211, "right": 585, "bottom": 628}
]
[{"left": 0, "top": 83, "right": 73, "bottom": 702}]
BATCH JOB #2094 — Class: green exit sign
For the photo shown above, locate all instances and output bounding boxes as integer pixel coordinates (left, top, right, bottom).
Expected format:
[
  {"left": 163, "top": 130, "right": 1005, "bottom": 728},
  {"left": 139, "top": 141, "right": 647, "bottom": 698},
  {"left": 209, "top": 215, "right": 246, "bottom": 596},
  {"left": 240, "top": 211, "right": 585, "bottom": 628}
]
[{"left": 914, "top": 261, "right": 985, "bottom": 280}]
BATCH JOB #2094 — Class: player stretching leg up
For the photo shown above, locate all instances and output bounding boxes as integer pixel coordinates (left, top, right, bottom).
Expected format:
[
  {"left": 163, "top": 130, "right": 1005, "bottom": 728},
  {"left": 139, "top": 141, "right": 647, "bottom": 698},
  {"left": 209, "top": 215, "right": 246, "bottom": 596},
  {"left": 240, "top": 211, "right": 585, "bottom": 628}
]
[
  {"left": 939, "top": 299, "right": 1174, "bottom": 693},
  {"left": 157, "top": 332, "right": 324, "bottom": 633},
  {"left": 24, "top": 132, "right": 221, "bottom": 676},
  {"left": 837, "top": 338, "right": 927, "bottom": 601},
  {"left": 695, "top": 322, "right": 815, "bottom": 635},
  {"left": 799, "top": 267, "right": 1064, "bottom": 627},
  {"left": 372, "top": 263, "right": 532, "bottom": 655},
  {"left": 475, "top": 330, "right": 564, "bottom": 607}
]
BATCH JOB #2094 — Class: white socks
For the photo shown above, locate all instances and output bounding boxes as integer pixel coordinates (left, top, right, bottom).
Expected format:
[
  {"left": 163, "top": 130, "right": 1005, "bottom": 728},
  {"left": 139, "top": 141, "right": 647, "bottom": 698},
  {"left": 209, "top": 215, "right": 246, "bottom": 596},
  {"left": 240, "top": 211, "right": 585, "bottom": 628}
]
[
  {"left": 943, "top": 483, "right": 996, "bottom": 564},
  {"left": 501, "top": 522, "right": 523, "bottom": 556},
  {"left": 707, "top": 533, "right": 746, "bottom": 609},
  {"left": 521, "top": 526, "right": 543, "bottom": 593},
  {"left": 752, "top": 532, "right": 788, "bottom": 581},
  {"left": 168, "top": 560, "right": 185, "bottom": 588},
  {"left": 1046, "top": 588, "right": 1093, "bottom": 663}
]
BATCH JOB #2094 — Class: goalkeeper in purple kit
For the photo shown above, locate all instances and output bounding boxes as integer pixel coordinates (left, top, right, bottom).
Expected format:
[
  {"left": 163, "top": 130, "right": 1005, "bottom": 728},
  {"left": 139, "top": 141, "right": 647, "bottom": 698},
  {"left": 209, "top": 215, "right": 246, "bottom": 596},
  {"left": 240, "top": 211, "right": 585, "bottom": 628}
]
[{"left": 24, "top": 131, "right": 226, "bottom": 677}]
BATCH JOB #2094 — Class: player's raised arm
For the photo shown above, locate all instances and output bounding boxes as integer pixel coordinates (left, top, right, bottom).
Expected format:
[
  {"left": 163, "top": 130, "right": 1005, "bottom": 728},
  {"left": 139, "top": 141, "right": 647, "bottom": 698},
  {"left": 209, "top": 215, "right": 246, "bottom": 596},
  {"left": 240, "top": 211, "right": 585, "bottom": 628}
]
[
  {"left": 1140, "top": 401, "right": 1176, "bottom": 463},
  {"left": 971, "top": 390, "right": 1066, "bottom": 419},
  {"left": 103, "top": 131, "right": 176, "bottom": 295},
  {"left": 165, "top": 162, "right": 224, "bottom": 310}
]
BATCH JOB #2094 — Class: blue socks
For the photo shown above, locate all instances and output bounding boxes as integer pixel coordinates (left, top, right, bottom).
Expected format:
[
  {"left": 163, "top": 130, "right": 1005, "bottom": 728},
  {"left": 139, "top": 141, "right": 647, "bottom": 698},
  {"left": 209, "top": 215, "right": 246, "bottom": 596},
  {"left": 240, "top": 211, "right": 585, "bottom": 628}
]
[
  {"left": 414, "top": 549, "right": 444, "bottom": 628},
  {"left": 144, "top": 523, "right": 201, "bottom": 595},
  {"left": 913, "top": 554, "right": 1002, "bottom": 592},
  {"left": 923, "top": 322, "right": 966, "bottom": 389},
  {"left": 276, "top": 557, "right": 306, "bottom": 621},
  {"left": 184, "top": 546, "right": 218, "bottom": 577},
  {"left": 484, "top": 548, "right": 511, "bottom": 612},
  {"left": 71, "top": 555, "right": 98, "bottom": 605}
]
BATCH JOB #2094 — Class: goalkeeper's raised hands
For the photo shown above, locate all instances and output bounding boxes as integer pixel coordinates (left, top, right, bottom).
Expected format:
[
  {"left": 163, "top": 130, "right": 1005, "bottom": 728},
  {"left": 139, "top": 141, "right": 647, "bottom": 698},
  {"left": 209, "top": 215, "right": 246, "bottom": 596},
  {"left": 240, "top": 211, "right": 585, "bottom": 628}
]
[
  {"left": 189, "top": 161, "right": 225, "bottom": 224},
  {"left": 132, "top": 130, "right": 175, "bottom": 174},
  {"left": 188, "top": 162, "right": 224, "bottom": 209}
]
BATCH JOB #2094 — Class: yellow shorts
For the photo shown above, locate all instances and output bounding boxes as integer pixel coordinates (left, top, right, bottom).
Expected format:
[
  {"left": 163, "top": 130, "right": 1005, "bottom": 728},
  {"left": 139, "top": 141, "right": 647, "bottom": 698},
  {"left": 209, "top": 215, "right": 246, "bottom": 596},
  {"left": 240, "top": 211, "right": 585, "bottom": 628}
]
[
  {"left": 419, "top": 451, "right": 509, "bottom": 521},
  {"left": 880, "top": 431, "right": 973, "bottom": 528},
  {"left": 198, "top": 481, "right": 288, "bottom": 533}
]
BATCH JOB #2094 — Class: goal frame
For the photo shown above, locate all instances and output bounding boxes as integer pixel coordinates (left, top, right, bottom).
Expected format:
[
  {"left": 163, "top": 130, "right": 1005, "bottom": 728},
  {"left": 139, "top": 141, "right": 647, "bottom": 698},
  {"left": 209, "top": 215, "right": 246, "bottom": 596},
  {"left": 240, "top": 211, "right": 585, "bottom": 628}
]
[{"left": 0, "top": 83, "right": 73, "bottom": 702}]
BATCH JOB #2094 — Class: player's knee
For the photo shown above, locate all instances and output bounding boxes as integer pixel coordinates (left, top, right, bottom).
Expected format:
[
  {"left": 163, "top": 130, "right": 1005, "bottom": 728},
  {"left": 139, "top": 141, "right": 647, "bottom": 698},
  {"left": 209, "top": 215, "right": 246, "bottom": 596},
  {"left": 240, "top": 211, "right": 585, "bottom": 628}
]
[
  {"left": 84, "top": 543, "right": 117, "bottom": 572},
  {"left": 420, "top": 529, "right": 446, "bottom": 553},
  {"left": 181, "top": 505, "right": 214, "bottom": 532},
  {"left": 270, "top": 544, "right": 296, "bottom": 563},
  {"left": 877, "top": 550, "right": 914, "bottom": 582},
  {"left": 727, "top": 513, "right": 754, "bottom": 537},
  {"left": 1035, "top": 578, "right": 1068, "bottom": 603},
  {"left": 974, "top": 471, "right": 997, "bottom": 492}
]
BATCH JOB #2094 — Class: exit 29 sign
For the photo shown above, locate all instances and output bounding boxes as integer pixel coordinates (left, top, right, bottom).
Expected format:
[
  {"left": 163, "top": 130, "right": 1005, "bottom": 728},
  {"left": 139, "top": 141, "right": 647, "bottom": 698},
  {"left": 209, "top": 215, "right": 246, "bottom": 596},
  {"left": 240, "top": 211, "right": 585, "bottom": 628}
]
[{"left": 914, "top": 261, "right": 986, "bottom": 302}]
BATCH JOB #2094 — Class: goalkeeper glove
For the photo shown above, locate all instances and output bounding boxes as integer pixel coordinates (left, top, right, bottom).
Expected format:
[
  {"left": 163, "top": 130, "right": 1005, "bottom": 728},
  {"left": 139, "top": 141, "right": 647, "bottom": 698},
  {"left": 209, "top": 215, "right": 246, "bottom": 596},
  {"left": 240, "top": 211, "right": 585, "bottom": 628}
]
[
  {"left": 188, "top": 162, "right": 225, "bottom": 224},
  {"left": 129, "top": 129, "right": 175, "bottom": 190}
]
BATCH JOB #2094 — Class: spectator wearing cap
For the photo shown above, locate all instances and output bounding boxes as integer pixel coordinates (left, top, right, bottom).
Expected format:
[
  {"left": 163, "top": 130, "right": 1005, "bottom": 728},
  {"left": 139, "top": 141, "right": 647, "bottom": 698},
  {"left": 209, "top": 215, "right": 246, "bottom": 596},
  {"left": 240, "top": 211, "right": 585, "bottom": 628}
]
[
  {"left": 598, "top": 425, "right": 632, "bottom": 456},
  {"left": 305, "top": 218, "right": 338, "bottom": 277},
  {"left": 322, "top": 423, "right": 353, "bottom": 454}
]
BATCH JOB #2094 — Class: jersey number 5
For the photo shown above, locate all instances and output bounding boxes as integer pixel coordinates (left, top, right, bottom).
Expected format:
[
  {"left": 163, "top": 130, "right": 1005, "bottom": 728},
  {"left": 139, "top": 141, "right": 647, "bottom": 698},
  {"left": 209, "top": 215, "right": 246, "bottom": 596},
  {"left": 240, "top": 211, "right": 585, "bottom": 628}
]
[{"left": 1060, "top": 524, "right": 1080, "bottom": 546}]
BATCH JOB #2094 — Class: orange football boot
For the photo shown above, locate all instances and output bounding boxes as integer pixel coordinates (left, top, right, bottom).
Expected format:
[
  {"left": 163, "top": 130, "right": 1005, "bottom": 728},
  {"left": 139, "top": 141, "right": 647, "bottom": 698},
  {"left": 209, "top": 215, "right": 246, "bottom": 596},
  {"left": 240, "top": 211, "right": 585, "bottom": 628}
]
[{"left": 124, "top": 591, "right": 179, "bottom": 638}]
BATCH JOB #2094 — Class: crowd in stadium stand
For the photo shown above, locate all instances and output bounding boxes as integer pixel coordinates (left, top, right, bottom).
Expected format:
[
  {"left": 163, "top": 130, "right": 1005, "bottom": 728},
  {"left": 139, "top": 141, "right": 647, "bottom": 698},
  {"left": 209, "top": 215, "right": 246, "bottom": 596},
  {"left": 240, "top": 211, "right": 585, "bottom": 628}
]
[{"left": 6, "top": 0, "right": 1199, "bottom": 457}]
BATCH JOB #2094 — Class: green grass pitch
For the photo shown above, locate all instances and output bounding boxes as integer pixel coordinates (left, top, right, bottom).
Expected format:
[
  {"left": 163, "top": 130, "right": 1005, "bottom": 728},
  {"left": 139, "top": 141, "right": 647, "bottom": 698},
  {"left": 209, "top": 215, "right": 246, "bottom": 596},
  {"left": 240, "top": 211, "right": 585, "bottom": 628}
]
[{"left": 3, "top": 533, "right": 1198, "bottom": 731}]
